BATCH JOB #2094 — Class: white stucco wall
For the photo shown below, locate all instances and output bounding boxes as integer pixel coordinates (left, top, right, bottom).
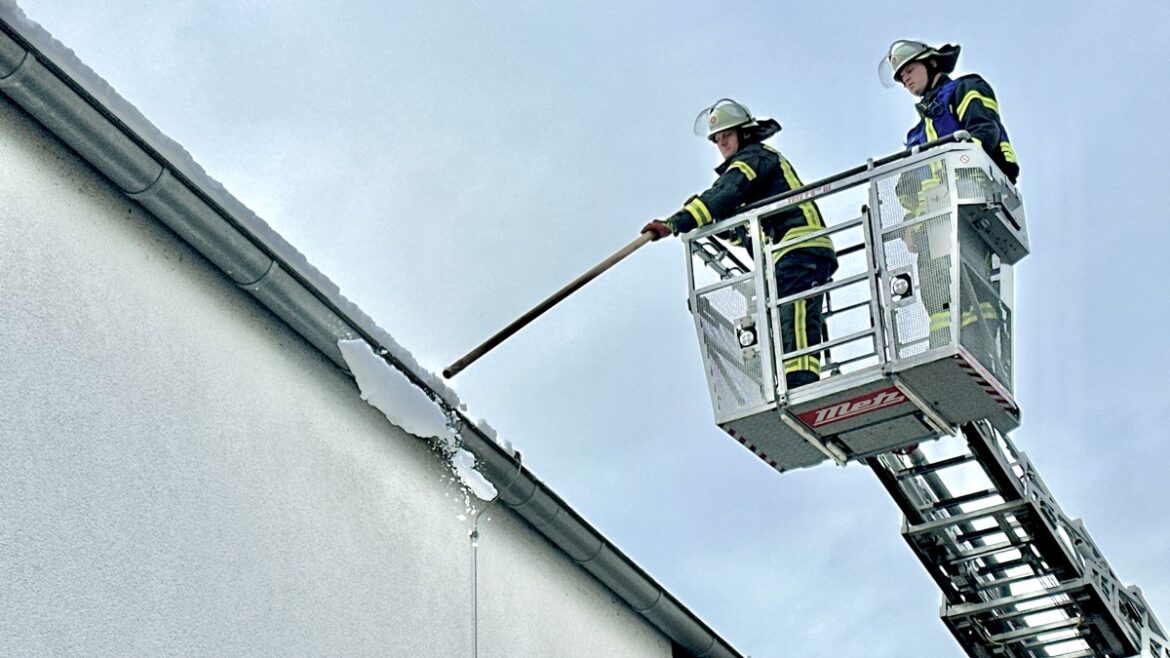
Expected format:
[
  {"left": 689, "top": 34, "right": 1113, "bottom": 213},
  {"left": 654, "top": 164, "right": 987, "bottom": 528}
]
[{"left": 0, "top": 95, "right": 671, "bottom": 657}]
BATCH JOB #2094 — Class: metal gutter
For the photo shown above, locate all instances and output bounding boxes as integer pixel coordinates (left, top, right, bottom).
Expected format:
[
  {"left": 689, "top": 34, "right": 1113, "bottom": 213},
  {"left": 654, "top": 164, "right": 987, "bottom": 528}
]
[{"left": 0, "top": 7, "right": 742, "bottom": 657}]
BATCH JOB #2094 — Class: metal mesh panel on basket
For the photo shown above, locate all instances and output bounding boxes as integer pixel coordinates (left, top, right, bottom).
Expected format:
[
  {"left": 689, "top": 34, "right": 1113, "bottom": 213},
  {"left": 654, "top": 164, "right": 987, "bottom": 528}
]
[
  {"left": 955, "top": 166, "right": 995, "bottom": 201},
  {"left": 958, "top": 221, "right": 995, "bottom": 288},
  {"left": 875, "top": 164, "right": 951, "bottom": 230},
  {"left": 694, "top": 280, "right": 769, "bottom": 417},
  {"left": 959, "top": 264, "right": 1012, "bottom": 390},
  {"left": 884, "top": 213, "right": 954, "bottom": 358}
]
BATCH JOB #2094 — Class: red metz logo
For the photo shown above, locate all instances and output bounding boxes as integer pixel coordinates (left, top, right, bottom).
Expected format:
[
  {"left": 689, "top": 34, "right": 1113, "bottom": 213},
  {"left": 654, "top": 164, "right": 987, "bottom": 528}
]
[{"left": 798, "top": 386, "right": 907, "bottom": 428}]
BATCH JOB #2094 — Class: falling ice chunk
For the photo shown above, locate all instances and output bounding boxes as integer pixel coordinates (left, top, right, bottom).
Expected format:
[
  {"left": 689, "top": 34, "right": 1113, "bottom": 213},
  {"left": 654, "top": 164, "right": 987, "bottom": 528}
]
[{"left": 451, "top": 449, "right": 498, "bottom": 502}]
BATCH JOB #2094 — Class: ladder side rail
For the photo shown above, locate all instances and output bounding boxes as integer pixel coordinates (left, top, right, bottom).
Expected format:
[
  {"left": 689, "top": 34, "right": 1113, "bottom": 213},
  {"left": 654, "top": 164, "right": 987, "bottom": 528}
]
[
  {"left": 1133, "top": 586, "right": 1170, "bottom": 658},
  {"left": 871, "top": 432, "right": 1115, "bottom": 656},
  {"left": 868, "top": 453, "right": 932, "bottom": 525},
  {"left": 1130, "top": 586, "right": 1170, "bottom": 653},
  {"left": 961, "top": 424, "right": 1170, "bottom": 655},
  {"left": 1063, "top": 515, "right": 1170, "bottom": 655},
  {"left": 861, "top": 354, "right": 1135, "bottom": 652},
  {"left": 963, "top": 424, "right": 1090, "bottom": 581},
  {"left": 957, "top": 427, "right": 1109, "bottom": 645},
  {"left": 962, "top": 422, "right": 1028, "bottom": 502},
  {"left": 994, "top": 429, "right": 1144, "bottom": 602},
  {"left": 869, "top": 447, "right": 1021, "bottom": 606},
  {"left": 900, "top": 448, "right": 1015, "bottom": 608}
]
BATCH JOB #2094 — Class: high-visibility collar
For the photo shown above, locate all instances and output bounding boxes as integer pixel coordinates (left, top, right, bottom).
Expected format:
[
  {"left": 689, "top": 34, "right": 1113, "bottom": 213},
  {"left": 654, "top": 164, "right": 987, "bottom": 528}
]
[{"left": 906, "top": 76, "right": 963, "bottom": 147}]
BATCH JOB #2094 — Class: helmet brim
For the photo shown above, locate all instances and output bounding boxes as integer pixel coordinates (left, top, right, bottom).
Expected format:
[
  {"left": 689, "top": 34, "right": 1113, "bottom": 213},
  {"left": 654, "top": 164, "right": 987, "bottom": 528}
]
[
  {"left": 880, "top": 42, "right": 962, "bottom": 87},
  {"left": 694, "top": 98, "right": 754, "bottom": 137}
]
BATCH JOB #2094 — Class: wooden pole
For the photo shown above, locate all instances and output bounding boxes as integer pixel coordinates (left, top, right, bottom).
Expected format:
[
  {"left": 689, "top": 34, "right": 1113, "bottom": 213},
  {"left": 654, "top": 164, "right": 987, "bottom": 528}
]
[{"left": 443, "top": 231, "right": 656, "bottom": 379}]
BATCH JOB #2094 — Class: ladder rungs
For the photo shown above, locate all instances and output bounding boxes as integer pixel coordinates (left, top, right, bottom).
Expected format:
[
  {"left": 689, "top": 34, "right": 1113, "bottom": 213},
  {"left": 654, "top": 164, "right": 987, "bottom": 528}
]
[
  {"left": 986, "top": 616, "right": 1084, "bottom": 644},
  {"left": 955, "top": 521, "right": 1026, "bottom": 544},
  {"left": 947, "top": 580, "right": 1084, "bottom": 618},
  {"left": 895, "top": 453, "right": 977, "bottom": 479},
  {"left": 992, "top": 601, "right": 1078, "bottom": 625},
  {"left": 975, "top": 556, "right": 1032, "bottom": 577},
  {"left": 1036, "top": 649, "right": 1094, "bottom": 658},
  {"left": 918, "top": 488, "right": 1002, "bottom": 515},
  {"left": 963, "top": 571, "right": 1056, "bottom": 596},
  {"left": 946, "top": 540, "right": 1021, "bottom": 565},
  {"left": 906, "top": 499, "right": 1027, "bottom": 537}
]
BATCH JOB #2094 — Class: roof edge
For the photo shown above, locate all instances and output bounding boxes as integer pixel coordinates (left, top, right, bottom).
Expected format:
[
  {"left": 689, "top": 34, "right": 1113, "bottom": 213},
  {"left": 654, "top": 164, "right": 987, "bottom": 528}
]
[{"left": 0, "top": 8, "right": 743, "bottom": 658}]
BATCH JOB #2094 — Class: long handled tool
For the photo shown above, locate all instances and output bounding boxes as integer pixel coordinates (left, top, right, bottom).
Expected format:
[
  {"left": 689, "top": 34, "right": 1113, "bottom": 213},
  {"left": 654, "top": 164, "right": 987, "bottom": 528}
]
[{"left": 443, "top": 230, "right": 656, "bottom": 379}]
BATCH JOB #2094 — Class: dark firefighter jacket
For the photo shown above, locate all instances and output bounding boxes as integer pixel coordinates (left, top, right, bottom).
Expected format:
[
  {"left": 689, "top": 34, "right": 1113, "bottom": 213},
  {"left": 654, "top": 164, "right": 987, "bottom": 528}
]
[
  {"left": 906, "top": 74, "right": 1019, "bottom": 183},
  {"left": 664, "top": 142, "right": 836, "bottom": 265}
]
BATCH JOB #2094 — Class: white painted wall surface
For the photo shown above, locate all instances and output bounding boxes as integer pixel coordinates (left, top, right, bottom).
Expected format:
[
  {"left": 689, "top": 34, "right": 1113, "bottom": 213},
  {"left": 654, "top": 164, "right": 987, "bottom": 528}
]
[{"left": 0, "top": 96, "right": 671, "bottom": 658}]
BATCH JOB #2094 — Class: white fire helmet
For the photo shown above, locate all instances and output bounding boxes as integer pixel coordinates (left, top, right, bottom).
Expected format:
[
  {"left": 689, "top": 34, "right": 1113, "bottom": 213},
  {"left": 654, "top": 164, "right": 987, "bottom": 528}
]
[
  {"left": 692, "top": 98, "right": 780, "bottom": 141},
  {"left": 878, "top": 40, "right": 961, "bottom": 88}
]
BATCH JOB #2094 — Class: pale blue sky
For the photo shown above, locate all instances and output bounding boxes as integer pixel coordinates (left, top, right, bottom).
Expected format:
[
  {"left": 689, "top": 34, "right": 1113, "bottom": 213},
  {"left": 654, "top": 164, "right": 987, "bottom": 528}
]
[{"left": 25, "top": 1, "right": 1170, "bottom": 655}]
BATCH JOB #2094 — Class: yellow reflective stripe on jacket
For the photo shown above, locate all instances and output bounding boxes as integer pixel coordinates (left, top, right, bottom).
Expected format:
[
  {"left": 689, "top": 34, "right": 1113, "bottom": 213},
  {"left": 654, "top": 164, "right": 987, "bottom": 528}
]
[
  {"left": 783, "top": 355, "right": 821, "bottom": 375},
  {"left": 1000, "top": 141, "right": 1017, "bottom": 163},
  {"left": 956, "top": 90, "right": 999, "bottom": 121},
  {"left": 772, "top": 225, "right": 834, "bottom": 261},
  {"left": 728, "top": 160, "right": 757, "bottom": 181},
  {"left": 925, "top": 117, "right": 938, "bottom": 142},
  {"left": 777, "top": 224, "right": 834, "bottom": 245},
  {"left": 777, "top": 156, "right": 824, "bottom": 230},
  {"left": 684, "top": 197, "right": 714, "bottom": 227}
]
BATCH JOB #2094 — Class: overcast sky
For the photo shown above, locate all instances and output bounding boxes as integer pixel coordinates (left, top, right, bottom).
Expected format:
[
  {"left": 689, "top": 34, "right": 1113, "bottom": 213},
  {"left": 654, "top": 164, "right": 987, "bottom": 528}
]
[{"left": 22, "top": 1, "right": 1170, "bottom": 655}]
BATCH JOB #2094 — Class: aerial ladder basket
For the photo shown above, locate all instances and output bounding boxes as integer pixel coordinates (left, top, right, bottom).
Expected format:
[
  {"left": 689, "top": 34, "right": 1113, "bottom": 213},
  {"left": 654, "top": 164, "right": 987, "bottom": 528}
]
[{"left": 683, "top": 136, "right": 1028, "bottom": 472}]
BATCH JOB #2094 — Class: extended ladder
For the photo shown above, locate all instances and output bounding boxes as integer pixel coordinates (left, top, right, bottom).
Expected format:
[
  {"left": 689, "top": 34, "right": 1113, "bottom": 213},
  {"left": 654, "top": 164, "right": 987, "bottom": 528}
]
[{"left": 867, "top": 422, "right": 1169, "bottom": 657}]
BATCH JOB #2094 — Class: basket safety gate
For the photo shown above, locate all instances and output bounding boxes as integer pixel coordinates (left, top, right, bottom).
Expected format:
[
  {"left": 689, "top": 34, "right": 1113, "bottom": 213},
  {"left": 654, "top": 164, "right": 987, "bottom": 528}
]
[
  {"left": 684, "top": 141, "right": 1028, "bottom": 473},
  {"left": 868, "top": 422, "right": 1169, "bottom": 658}
]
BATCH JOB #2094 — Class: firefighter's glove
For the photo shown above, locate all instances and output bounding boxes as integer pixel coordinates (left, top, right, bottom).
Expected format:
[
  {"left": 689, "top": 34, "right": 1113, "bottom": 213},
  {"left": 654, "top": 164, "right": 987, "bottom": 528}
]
[{"left": 642, "top": 220, "right": 674, "bottom": 241}]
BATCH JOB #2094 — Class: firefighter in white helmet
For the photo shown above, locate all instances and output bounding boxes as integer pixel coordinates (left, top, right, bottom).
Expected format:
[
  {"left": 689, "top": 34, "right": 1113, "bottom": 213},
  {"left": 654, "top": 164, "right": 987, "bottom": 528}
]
[
  {"left": 884, "top": 41, "right": 1013, "bottom": 355},
  {"left": 882, "top": 40, "right": 1018, "bottom": 182},
  {"left": 642, "top": 99, "right": 837, "bottom": 389}
]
